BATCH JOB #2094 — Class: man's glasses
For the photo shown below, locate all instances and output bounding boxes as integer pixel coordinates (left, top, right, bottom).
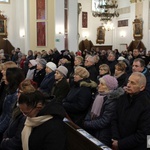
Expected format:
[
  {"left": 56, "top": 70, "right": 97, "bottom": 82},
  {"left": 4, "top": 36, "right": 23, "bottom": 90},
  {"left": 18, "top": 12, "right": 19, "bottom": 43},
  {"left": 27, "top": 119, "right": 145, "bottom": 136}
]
[{"left": 20, "top": 107, "right": 35, "bottom": 116}]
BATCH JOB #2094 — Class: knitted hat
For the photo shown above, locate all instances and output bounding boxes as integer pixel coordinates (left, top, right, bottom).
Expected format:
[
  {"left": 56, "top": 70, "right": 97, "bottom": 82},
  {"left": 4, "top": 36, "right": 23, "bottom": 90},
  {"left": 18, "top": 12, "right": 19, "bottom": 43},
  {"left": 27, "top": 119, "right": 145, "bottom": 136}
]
[
  {"left": 29, "top": 59, "right": 37, "bottom": 66},
  {"left": 102, "top": 75, "right": 118, "bottom": 90},
  {"left": 75, "top": 66, "right": 89, "bottom": 79},
  {"left": 56, "top": 66, "right": 68, "bottom": 76},
  {"left": 46, "top": 62, "right": 57, "bottom": 71},
  {"left": 37, "top": 59, "right": 47, "bottom": 68}
]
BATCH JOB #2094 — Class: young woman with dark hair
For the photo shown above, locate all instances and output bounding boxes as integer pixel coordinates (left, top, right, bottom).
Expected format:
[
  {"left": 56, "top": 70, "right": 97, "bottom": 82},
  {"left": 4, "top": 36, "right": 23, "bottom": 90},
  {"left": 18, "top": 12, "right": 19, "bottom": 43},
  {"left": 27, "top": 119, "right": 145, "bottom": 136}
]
[{"left": 0, "top": 67, "right": 25, "bottom": 142}]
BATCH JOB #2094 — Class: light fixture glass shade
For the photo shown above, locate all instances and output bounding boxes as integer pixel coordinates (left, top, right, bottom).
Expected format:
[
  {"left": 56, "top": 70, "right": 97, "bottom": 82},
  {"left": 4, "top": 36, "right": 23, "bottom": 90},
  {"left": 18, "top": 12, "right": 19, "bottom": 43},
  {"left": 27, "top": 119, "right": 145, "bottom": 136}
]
[{"left": 103, "top": 21, "right": 114, "bottom": 31}]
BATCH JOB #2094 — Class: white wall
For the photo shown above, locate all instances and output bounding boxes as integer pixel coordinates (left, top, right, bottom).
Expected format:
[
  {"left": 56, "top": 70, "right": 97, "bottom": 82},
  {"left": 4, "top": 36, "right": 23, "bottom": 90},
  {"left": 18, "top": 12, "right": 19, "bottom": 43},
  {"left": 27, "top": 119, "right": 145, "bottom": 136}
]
[
  {"left": 55, "top": 0, "right": 78, "bottom": 52},
  {"left": 78, "top": 0, "right": 113, "bottom": 47},
  {"left": 0, "top": 0, "right": 25, "bottom": 52},
  {"left": 77, "top": 0, "right": 150, "bottom": 52},
  {"left": 55, "top": 0, "right": 65, "bottom": 51},
  {"left": 68, "top": 0, "right": 78, "bottom": 52}
]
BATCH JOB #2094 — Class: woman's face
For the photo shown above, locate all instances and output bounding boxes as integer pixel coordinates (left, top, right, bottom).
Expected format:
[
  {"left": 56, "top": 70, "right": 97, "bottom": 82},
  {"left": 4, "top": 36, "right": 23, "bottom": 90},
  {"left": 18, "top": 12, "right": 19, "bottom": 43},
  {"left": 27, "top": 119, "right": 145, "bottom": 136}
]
[
  {"left": 74, "top": 58, "right": 81, "bottom": 66},
  {"left": 55, "top": 71, "right": 63, "bottom": 81},
  {"left": 74, "top": 74, "right": 83, "bottom": 82},
  {"left": 19, "top": 103, "right": 38, "bottom": 118},
  {"left": 99, "top": 67, "right": 108, "bottom": 75},
  {"left": 98, "top": 78, "right": 109, "bottom": 92},
  {"left": 45, "top": 66, "right": 52, "bottom": 74},
  {"left": 114, "top": 66, "right": 122, "bottom": 76},
  {"left": 36, "top": 63, "right": 43, "bottom": 70}
]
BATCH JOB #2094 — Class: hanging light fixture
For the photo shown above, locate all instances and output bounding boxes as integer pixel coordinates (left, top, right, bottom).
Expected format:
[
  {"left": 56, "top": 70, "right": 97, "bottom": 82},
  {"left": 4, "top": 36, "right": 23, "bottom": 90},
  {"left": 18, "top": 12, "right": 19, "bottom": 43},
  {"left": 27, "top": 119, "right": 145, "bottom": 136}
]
[
  {"left": 92, "top": 0, "right": 119, "bottom": 21},
  {"left": 103, "top": 21, "right": 114, "bottom": 31}
]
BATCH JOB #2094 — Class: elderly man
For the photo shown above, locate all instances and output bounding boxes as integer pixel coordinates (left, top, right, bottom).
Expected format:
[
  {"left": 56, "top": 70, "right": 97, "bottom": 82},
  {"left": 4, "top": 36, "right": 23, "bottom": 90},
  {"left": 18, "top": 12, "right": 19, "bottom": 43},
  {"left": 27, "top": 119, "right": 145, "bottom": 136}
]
[
  {"left": 84, "top": 55, "right": 98, "bottom": 82},
  {"left": 111, "top": 72, "right": 150, "bottom": 150}
]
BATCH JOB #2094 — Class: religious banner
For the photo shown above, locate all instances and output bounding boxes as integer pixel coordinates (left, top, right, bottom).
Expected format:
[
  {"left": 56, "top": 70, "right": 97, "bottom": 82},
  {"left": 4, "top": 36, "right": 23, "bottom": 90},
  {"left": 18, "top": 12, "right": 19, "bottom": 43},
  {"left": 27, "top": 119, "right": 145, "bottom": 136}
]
[
  {"left": 36, "top": 0, "right": 46, "bottom": 20},
  {"left": 82, "top": 12, "right": 87, "bottom": 28},
  {"left": 37, "top": 22, "right": 46, "bottom": 46}
]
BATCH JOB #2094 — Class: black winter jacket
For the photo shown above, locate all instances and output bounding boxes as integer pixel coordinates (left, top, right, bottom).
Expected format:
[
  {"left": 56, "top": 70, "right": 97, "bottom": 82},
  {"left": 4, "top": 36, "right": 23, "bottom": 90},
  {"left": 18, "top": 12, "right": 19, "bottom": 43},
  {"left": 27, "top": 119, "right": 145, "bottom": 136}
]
[
  {"left": 28, "top": 101, "right": 67, "bottom": 150},
  {"left": 111, "top": 91, "right": 150, "bottom": 150}
]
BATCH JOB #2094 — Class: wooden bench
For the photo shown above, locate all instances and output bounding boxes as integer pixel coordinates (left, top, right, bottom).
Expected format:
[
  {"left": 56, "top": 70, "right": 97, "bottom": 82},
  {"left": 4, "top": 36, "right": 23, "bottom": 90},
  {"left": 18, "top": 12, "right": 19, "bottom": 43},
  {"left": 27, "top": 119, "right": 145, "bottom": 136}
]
[{"left": 64, "top": 118, "right": 112, "bottom": 150}]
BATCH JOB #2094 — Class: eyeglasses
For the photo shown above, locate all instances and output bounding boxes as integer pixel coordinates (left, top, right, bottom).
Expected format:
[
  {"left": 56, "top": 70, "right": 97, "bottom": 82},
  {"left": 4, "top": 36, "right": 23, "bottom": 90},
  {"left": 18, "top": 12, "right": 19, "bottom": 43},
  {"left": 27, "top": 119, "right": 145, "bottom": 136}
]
[{"left": 20, "top": 107, "right": 35, "bottom": 116}]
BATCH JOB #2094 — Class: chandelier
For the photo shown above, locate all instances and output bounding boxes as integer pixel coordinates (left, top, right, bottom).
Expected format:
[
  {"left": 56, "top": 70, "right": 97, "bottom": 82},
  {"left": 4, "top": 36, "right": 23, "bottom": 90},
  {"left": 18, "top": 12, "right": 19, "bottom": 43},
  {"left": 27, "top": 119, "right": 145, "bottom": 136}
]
[
  {"left": 92, "top": 0, "right": 119, "bottom": 21},
  {"left": 103, "top": 21, "right": 114, "bottom": 31}
]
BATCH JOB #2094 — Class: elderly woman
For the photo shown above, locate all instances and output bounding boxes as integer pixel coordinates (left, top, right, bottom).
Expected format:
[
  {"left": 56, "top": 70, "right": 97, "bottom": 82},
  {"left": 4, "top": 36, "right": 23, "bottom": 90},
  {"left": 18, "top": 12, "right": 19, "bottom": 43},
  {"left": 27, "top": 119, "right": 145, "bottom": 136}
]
[
  {"left": 63, "top": 66, "right": 97, "bottom": 126},
  {"left": 33, "top": 58, "right": 47, "bottom": 87},
  {"left": 84, "top": 75, "right": 124, "bottom": 147},
  {"left": 51, "top": 66, "right": 70, "bottom": 104},
  {"left": 18, "top": 90, "right": 66, "bottom": 150},
  {"left": 38, "top": 62, "right": 56, "bottom": 95}
]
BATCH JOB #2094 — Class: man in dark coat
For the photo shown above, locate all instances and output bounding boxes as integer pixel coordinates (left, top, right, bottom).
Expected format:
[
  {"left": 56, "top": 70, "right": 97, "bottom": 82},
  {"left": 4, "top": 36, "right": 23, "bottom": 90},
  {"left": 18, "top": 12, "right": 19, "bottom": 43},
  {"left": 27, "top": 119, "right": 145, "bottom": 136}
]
[
  {"left": 18, "top": 90, "right": 67, "bottom": 150},
  {"left": 129, "top": 48, "right": 142, "bottom": 65},
  {"left": 111, "top": 72, "right": 150, "bottom": 150},
  {"left": 106, "top": 52, "right": 118, "bottom": 76},
  {"left": 124, "top": 58, "right": 150, "bottom": 96}
]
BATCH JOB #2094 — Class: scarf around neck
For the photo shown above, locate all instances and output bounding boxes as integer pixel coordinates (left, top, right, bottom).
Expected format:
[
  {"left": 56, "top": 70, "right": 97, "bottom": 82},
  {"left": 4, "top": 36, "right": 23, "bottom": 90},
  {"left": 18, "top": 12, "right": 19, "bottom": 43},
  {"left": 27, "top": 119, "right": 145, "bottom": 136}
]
[
  {"left": 22, "top": 115, "right": 53, "bottom": 150},
  {"left": 91, "top": 91, "right": 111, "bottom": 119}
]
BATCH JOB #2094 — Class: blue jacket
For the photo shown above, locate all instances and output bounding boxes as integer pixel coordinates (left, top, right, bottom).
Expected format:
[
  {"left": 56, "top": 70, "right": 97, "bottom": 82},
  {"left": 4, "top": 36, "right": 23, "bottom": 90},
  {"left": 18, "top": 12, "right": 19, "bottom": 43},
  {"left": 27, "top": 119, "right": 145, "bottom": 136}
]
[
  {"left": 0, "top": 91, "right": 17, "bottom": 134},
  {"left": 39, "top": 71, "right": 55, "bottom": 94}
]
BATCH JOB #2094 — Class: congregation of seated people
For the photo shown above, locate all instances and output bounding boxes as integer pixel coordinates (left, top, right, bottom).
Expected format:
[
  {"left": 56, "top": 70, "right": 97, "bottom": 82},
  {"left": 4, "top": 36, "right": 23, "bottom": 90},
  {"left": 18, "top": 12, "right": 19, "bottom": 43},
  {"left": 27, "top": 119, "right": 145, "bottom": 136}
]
[{"left": 0, "top": 47, "right": 150, "bottom": 150}]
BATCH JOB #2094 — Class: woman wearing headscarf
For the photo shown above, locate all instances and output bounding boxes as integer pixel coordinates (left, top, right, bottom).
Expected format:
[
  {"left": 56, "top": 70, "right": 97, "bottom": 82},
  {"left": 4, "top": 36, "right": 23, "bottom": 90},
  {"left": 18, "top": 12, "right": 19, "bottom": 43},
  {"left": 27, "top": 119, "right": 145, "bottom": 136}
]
[{"left": 83, "top": 75, "right": 124, "bottom": 147}]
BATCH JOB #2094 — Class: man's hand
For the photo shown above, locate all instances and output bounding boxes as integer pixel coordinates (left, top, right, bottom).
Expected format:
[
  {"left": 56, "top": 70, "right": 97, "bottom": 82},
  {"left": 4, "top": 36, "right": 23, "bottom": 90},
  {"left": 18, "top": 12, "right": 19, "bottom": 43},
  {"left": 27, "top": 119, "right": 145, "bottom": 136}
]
[{"left": 112, "top": 139, "right": 118, "bottom": 150}]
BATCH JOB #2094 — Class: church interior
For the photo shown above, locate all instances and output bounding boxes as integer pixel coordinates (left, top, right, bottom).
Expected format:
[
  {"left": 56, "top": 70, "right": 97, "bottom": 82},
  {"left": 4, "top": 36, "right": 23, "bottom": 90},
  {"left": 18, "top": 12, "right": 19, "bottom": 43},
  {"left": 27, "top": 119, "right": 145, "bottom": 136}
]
[{"left": 0, "top": 0, "right": 149, "bottom": 55}]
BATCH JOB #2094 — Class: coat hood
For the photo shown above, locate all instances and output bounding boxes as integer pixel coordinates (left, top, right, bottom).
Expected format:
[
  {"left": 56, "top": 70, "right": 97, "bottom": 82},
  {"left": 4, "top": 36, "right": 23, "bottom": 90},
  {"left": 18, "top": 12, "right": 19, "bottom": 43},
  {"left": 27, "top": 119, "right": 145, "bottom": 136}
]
[
  {"left": 37, "top": 100, "right": 66, "bottom": 119},
  {"left": 107, "top": 87, "right": 125, "bottom": 100}
]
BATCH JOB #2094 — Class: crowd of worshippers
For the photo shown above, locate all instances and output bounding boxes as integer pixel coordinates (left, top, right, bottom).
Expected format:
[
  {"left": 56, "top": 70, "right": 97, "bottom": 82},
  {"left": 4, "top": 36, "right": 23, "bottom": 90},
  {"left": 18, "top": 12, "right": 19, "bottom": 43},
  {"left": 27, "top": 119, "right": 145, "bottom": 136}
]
[{"left": 0, "top": 47, "right": 150, "bottom": 150}]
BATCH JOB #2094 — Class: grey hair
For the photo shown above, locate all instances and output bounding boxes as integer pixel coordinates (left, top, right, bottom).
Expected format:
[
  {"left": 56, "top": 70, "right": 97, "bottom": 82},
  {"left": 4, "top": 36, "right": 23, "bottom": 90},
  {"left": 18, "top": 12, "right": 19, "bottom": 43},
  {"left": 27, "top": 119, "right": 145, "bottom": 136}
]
[{"left": 131, "top": 72, "right": 146, "bottom": 86}]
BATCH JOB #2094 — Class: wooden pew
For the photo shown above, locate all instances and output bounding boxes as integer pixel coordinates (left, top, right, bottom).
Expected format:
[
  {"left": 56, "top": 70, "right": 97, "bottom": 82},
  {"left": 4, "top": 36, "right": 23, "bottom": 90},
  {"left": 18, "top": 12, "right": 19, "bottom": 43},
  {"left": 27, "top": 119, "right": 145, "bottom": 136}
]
[{"left": 64, "top": 118, "right": 112, "bottom": 150}]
